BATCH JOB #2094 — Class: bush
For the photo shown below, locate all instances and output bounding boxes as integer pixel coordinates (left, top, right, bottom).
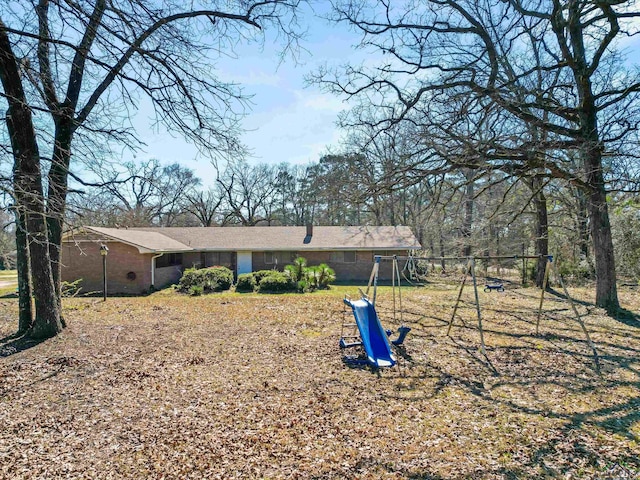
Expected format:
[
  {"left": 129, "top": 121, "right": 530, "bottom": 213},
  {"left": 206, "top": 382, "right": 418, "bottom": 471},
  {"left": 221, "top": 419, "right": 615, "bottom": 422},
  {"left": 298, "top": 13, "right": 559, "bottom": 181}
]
[
  {"left": 235, "top": 273, "right": 256, "bottom": 293},
  {"left": 557, "top": 258, "right": 594, "bottom": 284},
  {"left": 258, "top": 272, "right": 296, "bottom": 293},
  {"left": 305, "top": 263, "right": 336, "bottom": 290},
  {"left": 189, "top": 285, "right": 204, "bottom": 296},
  {"left": 178, "top": 266, "right": 233, "bottom": 293},
  {"left": 253, "top": 269, "right": 277, "bottom": 285},
  {"left": 285, "top": 257, "right": 307, "bottom": 282}
]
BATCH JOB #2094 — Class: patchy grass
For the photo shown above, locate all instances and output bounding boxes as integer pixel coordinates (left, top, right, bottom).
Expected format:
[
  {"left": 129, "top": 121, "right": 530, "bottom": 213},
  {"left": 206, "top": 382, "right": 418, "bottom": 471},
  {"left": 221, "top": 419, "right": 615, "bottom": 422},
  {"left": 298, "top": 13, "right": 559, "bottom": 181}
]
[
  {"left": 0, "top": 270, "right": 17, "bottom": 297},
  {"left": 1, "top": 284, "right": 639, "bottom": 479}
]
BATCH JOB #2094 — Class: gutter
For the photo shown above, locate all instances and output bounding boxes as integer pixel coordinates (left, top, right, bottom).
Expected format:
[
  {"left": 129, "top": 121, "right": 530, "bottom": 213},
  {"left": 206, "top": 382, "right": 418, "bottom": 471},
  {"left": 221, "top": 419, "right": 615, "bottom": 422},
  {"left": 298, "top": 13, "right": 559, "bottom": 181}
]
[{"left": 151, "top": 253, "right": 164, "bottom": 289}]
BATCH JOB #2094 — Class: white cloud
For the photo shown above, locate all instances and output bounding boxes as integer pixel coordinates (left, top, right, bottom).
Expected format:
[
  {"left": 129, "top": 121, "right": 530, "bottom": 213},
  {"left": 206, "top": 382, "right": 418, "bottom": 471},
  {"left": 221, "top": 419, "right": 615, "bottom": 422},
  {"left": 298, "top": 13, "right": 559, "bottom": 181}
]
[
  {"left": 221, "top": 70, "right": 282, "bottom": 87},
  {"left": 294, "top": 90, "right": 346, "bottom": 113}
]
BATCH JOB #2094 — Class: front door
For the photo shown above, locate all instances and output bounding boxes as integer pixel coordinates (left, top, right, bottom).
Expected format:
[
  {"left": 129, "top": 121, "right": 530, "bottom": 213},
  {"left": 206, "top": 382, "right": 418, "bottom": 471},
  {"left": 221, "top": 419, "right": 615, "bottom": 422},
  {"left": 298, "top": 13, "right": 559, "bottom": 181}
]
[{"left": 236, "top": 251, "right": 252, "bottom": 275}]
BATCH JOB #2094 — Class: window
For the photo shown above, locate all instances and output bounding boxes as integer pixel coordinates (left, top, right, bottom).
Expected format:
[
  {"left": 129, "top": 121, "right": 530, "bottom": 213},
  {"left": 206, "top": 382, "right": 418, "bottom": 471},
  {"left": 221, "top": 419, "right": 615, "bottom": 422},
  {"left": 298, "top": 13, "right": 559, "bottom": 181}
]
[
  {"left": 265, "top": 251, "right": 294, "bottom": 265},
  {"left": 330, "top": 251, "right": 357, "bottom": 263},
  {"left": 156, "top": 253, "right": 183, "bottom": 268},
  {"left": 344, "top": 251, "right": 357, "bottom": 263}
]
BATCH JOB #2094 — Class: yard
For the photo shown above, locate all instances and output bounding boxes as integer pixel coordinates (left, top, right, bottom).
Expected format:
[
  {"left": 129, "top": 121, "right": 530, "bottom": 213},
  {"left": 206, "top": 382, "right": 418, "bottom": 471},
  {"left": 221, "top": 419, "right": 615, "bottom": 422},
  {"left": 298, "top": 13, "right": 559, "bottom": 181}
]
[{"left": 1, "top": 283, "right": 639, "bottom": 479}]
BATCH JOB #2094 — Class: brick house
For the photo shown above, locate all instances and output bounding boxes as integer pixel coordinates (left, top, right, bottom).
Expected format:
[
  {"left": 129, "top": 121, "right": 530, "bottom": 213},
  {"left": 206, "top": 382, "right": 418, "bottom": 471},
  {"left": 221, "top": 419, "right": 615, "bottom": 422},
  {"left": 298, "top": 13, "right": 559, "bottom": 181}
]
[{"left": 61, "top": 225, "right": 421, "bottom": 294}]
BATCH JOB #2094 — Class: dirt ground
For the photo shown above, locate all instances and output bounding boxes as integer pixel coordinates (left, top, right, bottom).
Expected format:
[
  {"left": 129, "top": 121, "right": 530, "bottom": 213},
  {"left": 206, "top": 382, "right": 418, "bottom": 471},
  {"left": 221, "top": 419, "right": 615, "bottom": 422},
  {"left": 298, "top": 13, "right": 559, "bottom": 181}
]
[{"left": 1, "top": 284, "right": 639, "bottom": 479}]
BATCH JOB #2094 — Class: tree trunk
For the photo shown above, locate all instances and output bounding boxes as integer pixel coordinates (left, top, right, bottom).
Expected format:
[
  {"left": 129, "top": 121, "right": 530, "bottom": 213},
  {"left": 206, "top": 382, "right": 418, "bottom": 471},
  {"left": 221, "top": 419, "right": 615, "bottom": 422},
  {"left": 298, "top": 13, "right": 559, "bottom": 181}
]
[
  {"left": 47, "top": 126, "right": 74, "bottom": 328},
  {"left": 11, "top": 140, "right": 62, "bottom": 339},
  {"left": 585, "top": 151, "right": 620, "bottom": 313},
  {"left": 1, "top": 31, "right": 63, "bottom": 338},
  {"left": 461, "top": 173, "right": 474, "bottom": 257},
  {"left": 531, "top": 177, "right": 549, "bottom": 288},
  {"left": 439, "top": 227, "right": 446, "bottom": 272},
  {"left": 575, "top": 187, "right": 592, "bottom": 265},
  {"left": 14, "top": 208, "right": 33, "bottom": 334}
]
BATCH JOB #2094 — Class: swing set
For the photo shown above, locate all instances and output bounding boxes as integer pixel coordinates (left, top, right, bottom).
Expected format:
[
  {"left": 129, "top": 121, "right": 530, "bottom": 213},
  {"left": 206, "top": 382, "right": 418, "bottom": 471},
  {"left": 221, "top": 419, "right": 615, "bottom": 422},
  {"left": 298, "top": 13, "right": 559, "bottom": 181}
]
[{"left": 341, "top": 253, "right": 600, "bottom": 373}]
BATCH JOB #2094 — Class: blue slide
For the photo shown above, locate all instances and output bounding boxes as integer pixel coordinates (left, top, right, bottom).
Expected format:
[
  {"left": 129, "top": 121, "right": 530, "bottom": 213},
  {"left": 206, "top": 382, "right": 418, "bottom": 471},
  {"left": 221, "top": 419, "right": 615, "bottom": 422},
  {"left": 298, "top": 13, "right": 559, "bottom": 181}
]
[{"left": 343, "top": 297, "right": 396, "bottom": 368}]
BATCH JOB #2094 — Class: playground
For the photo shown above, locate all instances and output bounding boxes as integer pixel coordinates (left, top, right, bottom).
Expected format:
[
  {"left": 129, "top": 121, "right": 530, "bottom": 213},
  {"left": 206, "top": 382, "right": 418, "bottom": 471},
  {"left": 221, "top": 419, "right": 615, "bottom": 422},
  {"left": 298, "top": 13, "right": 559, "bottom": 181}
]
[{"left": 1, "top": 282, "right": 639, "bottom": 478}]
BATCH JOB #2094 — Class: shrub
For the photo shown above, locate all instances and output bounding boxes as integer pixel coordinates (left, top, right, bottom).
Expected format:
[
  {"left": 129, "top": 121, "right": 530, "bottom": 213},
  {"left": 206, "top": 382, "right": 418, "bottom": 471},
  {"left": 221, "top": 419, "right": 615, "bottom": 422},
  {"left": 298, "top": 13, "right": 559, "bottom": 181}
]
[
  {"left": 203, "top": 266, "right": 233, "bottom": 291},
  {"left": 189, "top": 285, "right": 204, "bottom": 296},
  {"left": 253, "top": 269, "right": 277, "bottom": 285},
  {"left": 304, "top": 263, "right": 336, "bottom": 290},
  {"left": 258, "top": 272, "right": 296, "bottom": 293},
  {"left": 285, "top": 256, "right": 307, "bottom": 282},
  {"left": 296, "top": 279, "right": 311, "bottom": 293},
  {"left": 178, "top": 266, "right": 233, "bottom": 293},
  {"left": 314, "top": 263, "right": 336, "bottom": 289},
  {"left": 557, "top": 258, "right": 594, "bottom": 284},
  {"left": 235, "top": 273, "right": 256, "bottom": 293}
]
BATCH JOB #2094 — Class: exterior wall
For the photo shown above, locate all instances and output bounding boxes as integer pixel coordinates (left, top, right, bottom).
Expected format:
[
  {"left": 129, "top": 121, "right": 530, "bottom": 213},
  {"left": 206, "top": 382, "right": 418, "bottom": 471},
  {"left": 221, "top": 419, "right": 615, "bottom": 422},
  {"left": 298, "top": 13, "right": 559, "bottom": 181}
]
[
  {"left": 182, "top": 252, "right": 202, "bottom": 269},
  {"left": 251, "top": 250, "right": 398, "bottom": 282},
  {"left": 62, "top": 243, "right": 410, "bottom": 295},
  {"left": 62, "top": 241, "right": 152, "bottom": 295},
  {"left": 154, "top": 265, "right": 182, "bottom": 289}
]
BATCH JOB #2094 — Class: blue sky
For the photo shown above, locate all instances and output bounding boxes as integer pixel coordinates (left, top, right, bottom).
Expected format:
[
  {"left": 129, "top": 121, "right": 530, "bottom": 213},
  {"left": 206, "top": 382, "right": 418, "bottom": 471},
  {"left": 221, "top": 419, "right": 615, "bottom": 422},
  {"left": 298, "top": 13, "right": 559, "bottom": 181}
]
[
  {"left": 131, "top": 5, "right": 363, "bottom": 182},
  {"left": 124, "top": 3, "right": 640, "bottom": 184}
]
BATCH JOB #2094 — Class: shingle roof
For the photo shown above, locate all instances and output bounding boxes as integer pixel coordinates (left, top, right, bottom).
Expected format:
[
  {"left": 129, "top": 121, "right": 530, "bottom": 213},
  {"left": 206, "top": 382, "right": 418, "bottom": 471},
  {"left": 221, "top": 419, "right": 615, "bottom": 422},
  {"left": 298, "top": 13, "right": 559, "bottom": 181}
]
[
  {"left": 71, "top": 226, "right": 192, "bottom": 252},
  {"left": 69, "top": 226, "right": 421, "bottom": 253}
]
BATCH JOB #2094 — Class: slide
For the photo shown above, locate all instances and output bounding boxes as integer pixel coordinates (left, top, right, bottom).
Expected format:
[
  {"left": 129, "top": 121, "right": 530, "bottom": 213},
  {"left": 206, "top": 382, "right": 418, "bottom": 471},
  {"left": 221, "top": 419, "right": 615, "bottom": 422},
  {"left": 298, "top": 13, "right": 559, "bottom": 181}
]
[{"left": 343, "top": 297, "right": 396, "bottom": 368}]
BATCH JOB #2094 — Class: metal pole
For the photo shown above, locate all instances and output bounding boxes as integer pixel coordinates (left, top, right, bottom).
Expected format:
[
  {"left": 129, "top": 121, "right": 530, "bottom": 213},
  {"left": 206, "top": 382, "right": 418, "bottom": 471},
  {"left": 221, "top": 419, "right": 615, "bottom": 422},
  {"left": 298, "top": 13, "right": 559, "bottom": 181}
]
[
  {"left": 102, "top": 254, "right": 107, "bottom": 302},
  {"left": 522, "top": 243, "right": 526, "bottom": 286},
  {"left": 447, "top": 258, "right": 471, "bottom": 336},
  {"left": 470, "top": 257, "right": 487, "bottom": 355},
  {"left": 551, "top": 259, "right": 601, "bottom": 374}
]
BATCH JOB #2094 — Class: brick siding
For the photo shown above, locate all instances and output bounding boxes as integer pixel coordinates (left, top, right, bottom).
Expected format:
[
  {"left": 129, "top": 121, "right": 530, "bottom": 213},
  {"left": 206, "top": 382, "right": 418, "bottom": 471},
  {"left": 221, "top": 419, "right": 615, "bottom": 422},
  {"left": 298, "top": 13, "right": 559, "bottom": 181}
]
[
  {"left": 62, "top": 241, "right": 151, "bottom": 295},
  {"left": 252, "top": 250, "right": 397, "bottom": 281},
  {"left": 62, "top": 242, "right": 405, "bottom": 295}
]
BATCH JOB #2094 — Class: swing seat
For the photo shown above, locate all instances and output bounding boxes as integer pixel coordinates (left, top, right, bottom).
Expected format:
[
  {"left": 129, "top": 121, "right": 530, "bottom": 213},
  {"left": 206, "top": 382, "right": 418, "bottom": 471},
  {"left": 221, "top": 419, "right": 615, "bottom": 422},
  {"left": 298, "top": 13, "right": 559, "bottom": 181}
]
[{"left": 484, "top": 283, "right": 504, "bottom": 292}]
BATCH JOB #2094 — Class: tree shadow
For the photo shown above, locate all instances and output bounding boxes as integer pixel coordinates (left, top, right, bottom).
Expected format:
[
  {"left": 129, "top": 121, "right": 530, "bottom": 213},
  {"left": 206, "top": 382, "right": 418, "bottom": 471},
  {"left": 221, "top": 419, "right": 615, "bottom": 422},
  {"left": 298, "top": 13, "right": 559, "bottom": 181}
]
[
  {"left": 613, "top": 307, "right": 640, "bottom": 328},
  {"left": 0, "top": 332, "right": 46, "bottom": 357}
]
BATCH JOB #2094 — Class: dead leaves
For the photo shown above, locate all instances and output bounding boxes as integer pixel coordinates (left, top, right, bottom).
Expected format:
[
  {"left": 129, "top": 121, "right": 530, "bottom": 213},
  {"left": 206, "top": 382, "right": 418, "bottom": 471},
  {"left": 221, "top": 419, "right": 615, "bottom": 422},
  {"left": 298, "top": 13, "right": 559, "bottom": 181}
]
[{"left": 0, "top": 286, "right": 639, "bottom": 478}]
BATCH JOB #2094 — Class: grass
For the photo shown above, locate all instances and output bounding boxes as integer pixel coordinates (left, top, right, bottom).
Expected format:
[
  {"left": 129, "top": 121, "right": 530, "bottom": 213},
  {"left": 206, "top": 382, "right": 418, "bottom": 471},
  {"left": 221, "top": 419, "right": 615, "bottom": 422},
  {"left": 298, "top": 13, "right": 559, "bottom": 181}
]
[
  {"left": 0, "top": 270, "right": 17, "bottom": 297},
  {"left": 1, "top": 283, "right": 639, "bottom": 479}
]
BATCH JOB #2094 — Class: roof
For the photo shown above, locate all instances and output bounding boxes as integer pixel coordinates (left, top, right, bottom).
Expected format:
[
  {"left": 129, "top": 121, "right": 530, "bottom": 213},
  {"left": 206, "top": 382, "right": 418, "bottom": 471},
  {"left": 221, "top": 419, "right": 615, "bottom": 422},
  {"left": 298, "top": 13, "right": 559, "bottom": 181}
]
[{"left": 63, "top": 226, "right": 421, "bottom": 254}]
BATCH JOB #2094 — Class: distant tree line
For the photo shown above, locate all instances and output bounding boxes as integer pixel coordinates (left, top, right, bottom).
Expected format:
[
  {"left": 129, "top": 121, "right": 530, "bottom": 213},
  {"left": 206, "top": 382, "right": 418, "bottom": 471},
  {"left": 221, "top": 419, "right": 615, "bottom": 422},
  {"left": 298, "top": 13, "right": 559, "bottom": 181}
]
[{"left": 65, "top": 152, "right": 640, "bottom": 291}]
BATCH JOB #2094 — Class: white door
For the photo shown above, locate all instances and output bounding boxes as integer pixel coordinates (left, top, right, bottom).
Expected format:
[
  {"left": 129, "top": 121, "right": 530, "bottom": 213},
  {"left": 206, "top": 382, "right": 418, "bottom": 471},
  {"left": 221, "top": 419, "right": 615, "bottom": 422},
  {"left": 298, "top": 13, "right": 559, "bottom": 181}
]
[{"left": 236, "top": 251, "right": 252, "bottom": 275}]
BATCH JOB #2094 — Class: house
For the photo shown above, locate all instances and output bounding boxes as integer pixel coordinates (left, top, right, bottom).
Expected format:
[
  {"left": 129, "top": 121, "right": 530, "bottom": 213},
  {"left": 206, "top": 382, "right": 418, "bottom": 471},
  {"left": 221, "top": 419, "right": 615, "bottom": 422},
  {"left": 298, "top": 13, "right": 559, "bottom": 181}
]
[{"left": 61, "top": 225, "right": 421, "bottom": 294}]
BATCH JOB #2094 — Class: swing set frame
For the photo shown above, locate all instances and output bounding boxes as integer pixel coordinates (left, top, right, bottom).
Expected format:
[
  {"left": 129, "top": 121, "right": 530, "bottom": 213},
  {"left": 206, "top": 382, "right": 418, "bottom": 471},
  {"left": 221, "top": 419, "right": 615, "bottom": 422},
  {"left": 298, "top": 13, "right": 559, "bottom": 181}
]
[{"left": 370, "top": 254, "right": 600, "bottom": 373}]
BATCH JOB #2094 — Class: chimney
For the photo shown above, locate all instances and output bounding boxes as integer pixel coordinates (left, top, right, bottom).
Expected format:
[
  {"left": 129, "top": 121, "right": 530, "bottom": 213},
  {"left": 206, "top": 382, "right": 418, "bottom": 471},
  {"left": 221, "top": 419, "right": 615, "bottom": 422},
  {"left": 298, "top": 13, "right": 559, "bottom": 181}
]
[{"left": 306, "top": 224, "right": 313, "bottom": 237}]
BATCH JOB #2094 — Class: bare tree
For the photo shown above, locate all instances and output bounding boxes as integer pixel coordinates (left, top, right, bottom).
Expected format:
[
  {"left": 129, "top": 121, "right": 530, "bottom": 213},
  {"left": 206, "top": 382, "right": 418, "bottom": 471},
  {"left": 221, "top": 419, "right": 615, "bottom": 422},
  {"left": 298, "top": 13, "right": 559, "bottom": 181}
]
[
  {"left": 0, "top": 0, "right": 304, "bottom": 337},
  {"left": 216, "top": 160, "right": 280, "bottom": 225},
  {"left": 183, "top": 188, "right": 225, "bottom": 227},
  {"left": 83, "top": 159, "right": 201, "bottom": 226},
  {"left": 316, "top": 0, "right": 640, "bottom": 313}
]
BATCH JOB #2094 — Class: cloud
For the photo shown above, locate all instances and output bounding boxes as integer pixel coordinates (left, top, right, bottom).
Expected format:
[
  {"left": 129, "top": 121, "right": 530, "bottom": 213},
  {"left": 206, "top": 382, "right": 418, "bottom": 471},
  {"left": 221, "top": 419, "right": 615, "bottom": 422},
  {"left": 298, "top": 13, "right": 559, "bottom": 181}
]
[
  {"left": 294, "top": 90, "right": 346, "bottom": 113},
  {"left": 221, "top": 70, "right": 282, "bottom": 87}
]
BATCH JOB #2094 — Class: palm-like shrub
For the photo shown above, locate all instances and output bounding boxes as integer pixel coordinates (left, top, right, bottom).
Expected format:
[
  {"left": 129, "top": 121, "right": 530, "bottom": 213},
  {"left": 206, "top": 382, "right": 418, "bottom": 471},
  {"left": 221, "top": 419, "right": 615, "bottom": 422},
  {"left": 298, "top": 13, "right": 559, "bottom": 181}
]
[
  {"left": 314, "top": 263, "right": 336, "bottom": 289},
  {"left": 285, "top": 256, "right": 307, "bottom": 282}
]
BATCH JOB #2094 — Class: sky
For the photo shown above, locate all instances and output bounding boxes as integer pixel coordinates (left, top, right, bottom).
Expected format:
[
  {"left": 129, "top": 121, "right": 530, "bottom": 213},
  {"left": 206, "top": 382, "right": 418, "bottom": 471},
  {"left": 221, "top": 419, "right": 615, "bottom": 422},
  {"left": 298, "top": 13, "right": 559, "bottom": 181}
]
[
  {"left": 95, "top": 2, "right": 640, "bottom": 184},
  {"left": 130, "top": 4, "right": 364, "bottom": 182}
]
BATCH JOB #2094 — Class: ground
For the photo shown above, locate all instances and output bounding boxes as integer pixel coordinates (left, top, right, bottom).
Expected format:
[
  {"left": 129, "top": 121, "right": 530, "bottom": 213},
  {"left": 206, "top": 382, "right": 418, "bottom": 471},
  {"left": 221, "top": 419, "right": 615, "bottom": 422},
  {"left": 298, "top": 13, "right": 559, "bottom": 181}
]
[{"left": 1, "top": 283, "right": 639, "bottom": 479}]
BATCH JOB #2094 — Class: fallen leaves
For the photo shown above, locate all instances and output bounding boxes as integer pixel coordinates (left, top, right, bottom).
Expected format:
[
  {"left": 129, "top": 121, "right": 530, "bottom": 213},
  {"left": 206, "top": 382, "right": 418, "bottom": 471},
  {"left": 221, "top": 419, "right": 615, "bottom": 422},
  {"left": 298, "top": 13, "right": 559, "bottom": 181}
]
[{"left": 0, "top": 286, "right": 639, "bottom": 478}]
